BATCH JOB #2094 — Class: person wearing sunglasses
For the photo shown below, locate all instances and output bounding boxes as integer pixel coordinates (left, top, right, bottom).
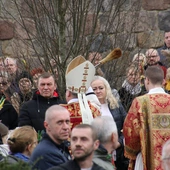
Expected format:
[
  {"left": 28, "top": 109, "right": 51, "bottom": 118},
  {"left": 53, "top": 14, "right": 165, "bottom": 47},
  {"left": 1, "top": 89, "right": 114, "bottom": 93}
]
[{"left": 0, "top": 72, "right": 18, "bottom": 130}]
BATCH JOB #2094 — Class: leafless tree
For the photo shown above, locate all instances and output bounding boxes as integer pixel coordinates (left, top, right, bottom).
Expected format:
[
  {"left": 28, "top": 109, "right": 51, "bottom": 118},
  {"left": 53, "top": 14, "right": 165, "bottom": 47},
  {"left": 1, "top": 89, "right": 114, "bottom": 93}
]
[{"left": 0, "top": 0, "right": 144, "bottom": 99}]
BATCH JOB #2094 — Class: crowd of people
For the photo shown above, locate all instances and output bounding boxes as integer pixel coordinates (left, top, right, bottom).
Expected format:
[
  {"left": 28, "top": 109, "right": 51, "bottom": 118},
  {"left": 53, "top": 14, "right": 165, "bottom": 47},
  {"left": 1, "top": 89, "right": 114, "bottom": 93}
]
[{"left": 0, "top": 30, "right": 170, "bottom": 170}]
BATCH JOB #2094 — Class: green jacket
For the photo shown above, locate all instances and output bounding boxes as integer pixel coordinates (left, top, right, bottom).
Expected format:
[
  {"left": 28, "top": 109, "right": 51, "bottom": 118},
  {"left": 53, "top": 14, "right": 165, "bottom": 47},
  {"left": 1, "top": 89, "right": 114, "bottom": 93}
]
[{"left": 93, "top": 145, "right": 115, "bottom": 170}]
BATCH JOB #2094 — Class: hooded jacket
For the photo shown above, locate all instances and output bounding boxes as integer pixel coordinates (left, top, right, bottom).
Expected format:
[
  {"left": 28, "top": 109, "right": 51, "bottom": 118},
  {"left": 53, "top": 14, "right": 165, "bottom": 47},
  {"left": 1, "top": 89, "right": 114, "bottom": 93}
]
[
  {"left": 93, "top": 145, "right": 115, "bottom": 170},
  {"left": 18, "top": 90, "right": 62, "bottom": 132}
]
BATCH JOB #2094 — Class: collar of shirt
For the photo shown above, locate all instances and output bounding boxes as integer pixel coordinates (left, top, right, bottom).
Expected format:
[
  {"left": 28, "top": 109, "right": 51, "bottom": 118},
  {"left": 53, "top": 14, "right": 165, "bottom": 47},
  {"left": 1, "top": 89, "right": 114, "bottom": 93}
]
[
  {"left": 68, "top": 98, "right": 79, "bottom": 104},
  {"left": 148, "top": 87, "right": 166, "bottom": 94}
]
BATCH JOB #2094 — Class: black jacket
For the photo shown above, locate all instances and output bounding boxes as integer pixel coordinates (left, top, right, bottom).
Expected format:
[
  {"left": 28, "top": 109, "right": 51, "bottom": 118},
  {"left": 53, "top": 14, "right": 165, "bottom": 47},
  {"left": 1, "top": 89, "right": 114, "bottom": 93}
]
[
  {"left": 30, "top": 133, "right": 71, "bottom": 170},
  {"left": 0, "top": 99, "right": 18, "bottom": 130},
  {"left": 109, "top": 102, "right": 129, "bottom": 170},
  {"left": 118, "top": 87, "right": 146, "bottom": 112},
  {"left": 48, "top": 159, "right": 105, "bottom": 170},
  {"left": 157, "top": 45, "right": 169, "bottom": 67},
  {"left": 18, "top": 90, "right": 62, "bottom": 132}
]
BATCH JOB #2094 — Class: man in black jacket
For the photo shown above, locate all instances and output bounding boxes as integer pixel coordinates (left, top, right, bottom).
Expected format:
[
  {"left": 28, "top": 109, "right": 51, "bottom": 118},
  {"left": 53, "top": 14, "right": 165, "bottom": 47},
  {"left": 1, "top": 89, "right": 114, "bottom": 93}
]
[
  {"left": 30, "top": 105, "right": 71, "bottom": 170},
  {"left": 157, "top": 30, "right": 170, "bottom": 67},
  {"left": 18, "top": 72, "right": 62, "bottom": 133},
  {"left": 48, "top": 124, "right": 105, "bottom": 170}
]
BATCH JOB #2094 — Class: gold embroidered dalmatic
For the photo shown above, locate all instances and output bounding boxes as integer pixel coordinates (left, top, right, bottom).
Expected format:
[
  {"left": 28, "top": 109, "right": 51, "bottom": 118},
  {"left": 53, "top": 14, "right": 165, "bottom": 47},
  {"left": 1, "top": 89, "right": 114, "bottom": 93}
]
[
  {"left": 61, "top": 102, "right": 101, "bottom": 130},
  {"left": 123, "top": 93, "right": 170, "bottom": 170}
]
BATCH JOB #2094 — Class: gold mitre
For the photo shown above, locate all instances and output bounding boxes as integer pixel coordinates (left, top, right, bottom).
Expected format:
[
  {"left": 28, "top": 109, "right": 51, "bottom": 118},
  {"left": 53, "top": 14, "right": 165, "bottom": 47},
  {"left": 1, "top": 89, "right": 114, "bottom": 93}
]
[{"left": 66, "top": 55, "right": 95, "bottom": 94}]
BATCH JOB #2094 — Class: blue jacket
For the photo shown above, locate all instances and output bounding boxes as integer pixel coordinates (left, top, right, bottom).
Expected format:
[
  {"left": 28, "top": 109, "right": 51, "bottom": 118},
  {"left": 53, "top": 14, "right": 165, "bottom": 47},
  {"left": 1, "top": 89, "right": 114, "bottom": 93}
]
[
  {"left": 30, "top": 133, "right": 71, "bottom": 170},
  {"left": 13, "top": 153, "right": 29, "bottom": 162}
]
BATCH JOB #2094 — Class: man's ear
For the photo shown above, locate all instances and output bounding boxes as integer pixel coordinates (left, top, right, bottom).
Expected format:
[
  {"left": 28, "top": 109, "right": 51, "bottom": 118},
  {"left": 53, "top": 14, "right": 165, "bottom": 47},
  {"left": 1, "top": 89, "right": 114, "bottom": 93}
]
[
  {"left": 66, "top": 90, "right": 71, "bottom": 97},
  {"left": 162, "top": 79, "right": 166, "bottom": 86},
  {"left": 111, "top": 132, "right": 119, "bottom": 149},
  {"left": 44, "top": 121, "right": 48, "bottom": 129},
  {"left": 94, "top": 139, "right": 100, "bottom": 150},
  {"left": 145, "top": 77, "right": 149, "bottom": 85},
  {"left": 27, "top": 143, "right": 32, "bottom": 153}
]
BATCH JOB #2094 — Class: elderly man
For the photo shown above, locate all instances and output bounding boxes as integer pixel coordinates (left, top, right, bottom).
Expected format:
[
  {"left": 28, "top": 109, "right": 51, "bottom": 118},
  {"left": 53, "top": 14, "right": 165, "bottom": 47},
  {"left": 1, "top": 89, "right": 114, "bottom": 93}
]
[
  {"left": 91, "top": 116, "right": 119, "bottom": 170},
  {"left": 145, "top": 48, "right": 167, "bottom": 78},
  {"left": 30, "top": 105, "right": 71, "bottom": 170},
  {"left": 48, "top": 124, "right": 105, "bottom": 170},
  {"left": 4, "top": 57, "right": 18, "bottom": 76},
  {"left": 4, "top": 57, "right": 21, "bottom": 94},
  {"left": 18, "top": 72, "right": 62, "bottom": 132},
  {"left": 123, "top": 66, "right": 170, "bottom": 170},
  {"left": 61, "top": 56, "right": 101, "bottom": 130}
]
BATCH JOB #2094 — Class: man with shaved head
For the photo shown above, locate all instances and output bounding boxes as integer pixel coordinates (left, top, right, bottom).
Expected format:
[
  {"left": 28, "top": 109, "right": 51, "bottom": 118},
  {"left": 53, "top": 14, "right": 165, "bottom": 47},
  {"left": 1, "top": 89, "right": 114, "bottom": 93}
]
[{"left": 30, "top": 105, "right": 71, "bottom": 170}]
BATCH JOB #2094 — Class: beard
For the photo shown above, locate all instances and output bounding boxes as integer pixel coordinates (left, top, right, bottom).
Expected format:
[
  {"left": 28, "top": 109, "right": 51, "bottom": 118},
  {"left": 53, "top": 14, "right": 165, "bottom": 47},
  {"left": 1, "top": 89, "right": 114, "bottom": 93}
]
[
  {"left": 73, "top": 149, "right": 94, "bottom": 162},
  {"left": 148, "top": 61, "right": 158, "bottom": 66}
]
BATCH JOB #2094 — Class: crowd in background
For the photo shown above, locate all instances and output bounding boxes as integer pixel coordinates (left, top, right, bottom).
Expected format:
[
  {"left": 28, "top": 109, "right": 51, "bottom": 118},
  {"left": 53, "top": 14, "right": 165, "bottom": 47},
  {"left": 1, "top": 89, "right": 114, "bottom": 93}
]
[{"left": 0, "top": 30, "right": 170, "bottom": 170}]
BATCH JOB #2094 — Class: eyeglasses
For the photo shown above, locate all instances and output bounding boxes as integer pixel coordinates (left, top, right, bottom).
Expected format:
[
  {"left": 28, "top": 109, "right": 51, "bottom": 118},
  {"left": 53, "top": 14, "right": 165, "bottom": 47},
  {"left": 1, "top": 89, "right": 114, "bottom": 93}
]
[
  {"left": 0, "top": 82, "right": 8, "bottom": 85},
  {"left": 147, "top": 55, "right": 158, "bottom": 59}
]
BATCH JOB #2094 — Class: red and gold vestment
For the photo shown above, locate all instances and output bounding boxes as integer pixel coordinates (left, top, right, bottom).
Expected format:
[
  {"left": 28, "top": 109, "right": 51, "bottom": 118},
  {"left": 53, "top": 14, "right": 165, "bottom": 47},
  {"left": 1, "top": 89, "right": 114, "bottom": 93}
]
[
  {"left": 123, "top": 93, "right": 170, "bottom": 170},
  {"left": 61, "top": 102, "right": 101, "bottom": 130}
]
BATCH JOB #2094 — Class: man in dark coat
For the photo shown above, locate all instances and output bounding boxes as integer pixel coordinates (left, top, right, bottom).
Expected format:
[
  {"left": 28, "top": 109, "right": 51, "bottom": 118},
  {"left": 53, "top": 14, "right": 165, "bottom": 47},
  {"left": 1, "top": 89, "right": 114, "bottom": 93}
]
[
  {"left": 48, "top": 124, "right": 105, "bottom": 170},
  {"left": 157, "top": 30, "right": 170, "bottom": 67},
  {"left": 0, "top": 73, "right": 18, "bottom": 130},
  {"left": 18, "top": 72, "right": 62, "bottom": 133},
  {"left": 30, "top": 105, "right": 71, "bottom": 170}
]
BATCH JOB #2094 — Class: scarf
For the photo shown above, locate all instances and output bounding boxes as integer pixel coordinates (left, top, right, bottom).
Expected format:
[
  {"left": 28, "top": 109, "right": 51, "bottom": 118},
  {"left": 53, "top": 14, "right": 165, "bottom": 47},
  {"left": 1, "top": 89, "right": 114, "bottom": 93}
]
[{"left": 122, "top": 80, "right": 141, "bottom": 95}]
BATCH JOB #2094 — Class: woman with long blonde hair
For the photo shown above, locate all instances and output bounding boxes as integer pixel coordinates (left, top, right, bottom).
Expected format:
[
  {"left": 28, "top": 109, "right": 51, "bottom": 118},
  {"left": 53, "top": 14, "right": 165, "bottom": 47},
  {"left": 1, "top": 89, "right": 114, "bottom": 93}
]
[{"left": 91, "top": 76, "right": 128, "bottom": 170}]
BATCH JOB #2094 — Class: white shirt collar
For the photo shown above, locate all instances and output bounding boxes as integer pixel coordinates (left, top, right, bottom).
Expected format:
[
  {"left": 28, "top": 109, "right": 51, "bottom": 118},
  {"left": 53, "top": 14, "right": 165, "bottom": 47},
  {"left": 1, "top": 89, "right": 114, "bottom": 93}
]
[
  {"left": 148, "top": 87, "right": 166, "bottom": 94},
  {"left": 68, "top": 98, "right": 79, "bottom": 104}
]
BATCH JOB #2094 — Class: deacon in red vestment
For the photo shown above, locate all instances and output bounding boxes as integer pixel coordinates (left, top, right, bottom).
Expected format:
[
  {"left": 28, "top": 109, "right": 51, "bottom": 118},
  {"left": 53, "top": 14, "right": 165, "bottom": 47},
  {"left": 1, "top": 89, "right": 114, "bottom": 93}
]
[{"left": 123, "top": 65, "right": 170, "bottom": 170}]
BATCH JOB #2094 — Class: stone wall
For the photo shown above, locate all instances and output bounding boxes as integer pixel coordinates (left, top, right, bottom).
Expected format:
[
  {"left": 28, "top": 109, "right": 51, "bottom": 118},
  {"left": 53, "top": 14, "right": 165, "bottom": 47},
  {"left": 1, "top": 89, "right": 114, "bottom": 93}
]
[
  {"left": 0, "top": 0, "right": 170, "bottom": 89},
  {"left": 0, "top": 0, "right": 170, "bottom": 56}
]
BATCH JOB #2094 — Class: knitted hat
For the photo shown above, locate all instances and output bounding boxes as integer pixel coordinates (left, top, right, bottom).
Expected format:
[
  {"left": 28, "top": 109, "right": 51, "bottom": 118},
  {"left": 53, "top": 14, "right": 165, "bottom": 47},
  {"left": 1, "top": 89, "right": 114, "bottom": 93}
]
[
  {"left": 66, "top": 55, "right": 96, "bottom": 124},
  {"left": 0, "top": 122, "right": 9, "bottom": 137}
]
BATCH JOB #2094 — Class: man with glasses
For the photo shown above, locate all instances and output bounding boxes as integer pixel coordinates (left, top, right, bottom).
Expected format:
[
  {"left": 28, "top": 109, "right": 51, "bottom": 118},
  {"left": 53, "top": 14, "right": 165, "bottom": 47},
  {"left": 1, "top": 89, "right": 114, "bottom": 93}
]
[{"left": 145, "top": 48, "right": 167, "bottom": 78}]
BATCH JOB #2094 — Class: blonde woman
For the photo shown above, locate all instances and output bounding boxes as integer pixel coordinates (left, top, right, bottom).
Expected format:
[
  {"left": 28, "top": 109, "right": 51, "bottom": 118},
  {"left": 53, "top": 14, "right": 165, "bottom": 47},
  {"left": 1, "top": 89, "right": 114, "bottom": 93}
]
[
  {"left": 132, "top": 53, "right": 146, "bottom": 66},
  {"left": 91, "top": 76, "right": 128, "bottom": 170}
]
